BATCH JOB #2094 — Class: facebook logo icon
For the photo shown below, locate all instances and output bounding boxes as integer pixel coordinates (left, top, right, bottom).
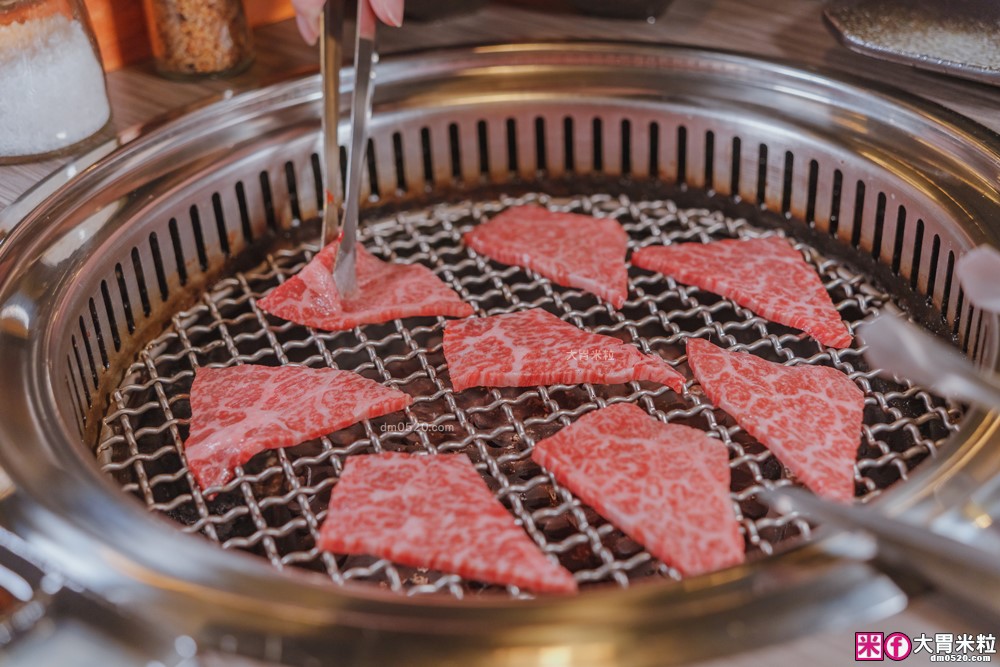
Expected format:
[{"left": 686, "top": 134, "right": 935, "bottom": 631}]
[{"left": 884, "top": 633, "right": 912, "bottom": 661}]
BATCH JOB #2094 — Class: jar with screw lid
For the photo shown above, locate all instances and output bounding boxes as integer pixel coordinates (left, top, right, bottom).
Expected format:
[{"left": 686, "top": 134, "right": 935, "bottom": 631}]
[{"left": 143, "top": 0, "right": 254, "bottom": 79}]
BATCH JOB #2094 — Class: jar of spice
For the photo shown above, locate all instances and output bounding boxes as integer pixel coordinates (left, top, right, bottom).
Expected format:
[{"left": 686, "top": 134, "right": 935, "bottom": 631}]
[
  {"left": 143, "top": 0, "right": 253, "bottom": 79},
  {"left": 0, "top": 0, "right": 112, "bottom": 162}
]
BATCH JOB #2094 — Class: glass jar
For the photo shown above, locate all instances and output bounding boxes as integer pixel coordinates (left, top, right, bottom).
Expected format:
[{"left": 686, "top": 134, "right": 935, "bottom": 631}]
[
  {"left": 0, "top": 0, "right": 112, "bottom": 162},
  {"left": 143, "top": 0, "right": 254, "bottom": 80}
]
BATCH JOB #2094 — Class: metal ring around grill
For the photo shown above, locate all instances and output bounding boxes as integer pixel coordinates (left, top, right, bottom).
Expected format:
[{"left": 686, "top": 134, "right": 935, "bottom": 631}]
[{"left": 0, "top": 42, "right": 998, "bottom": 666}]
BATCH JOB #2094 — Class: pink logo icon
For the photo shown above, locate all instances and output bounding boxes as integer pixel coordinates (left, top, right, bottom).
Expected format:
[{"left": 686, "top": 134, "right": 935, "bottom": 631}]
[
  {"left": 885, "top": 633, "right": 912, "bottom": 661},
  {"left": 856, "top": 632, "right": 884, "bottom": 661}
]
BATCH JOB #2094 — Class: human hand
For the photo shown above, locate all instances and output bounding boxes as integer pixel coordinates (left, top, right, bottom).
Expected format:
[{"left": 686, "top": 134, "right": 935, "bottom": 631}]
[{"left": 292, "top": 0, "right": 404, "bottom": 45}]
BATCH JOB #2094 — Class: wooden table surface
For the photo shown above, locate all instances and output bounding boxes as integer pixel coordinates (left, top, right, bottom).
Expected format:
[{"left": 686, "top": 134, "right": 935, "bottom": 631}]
[{"left": 1, "top": 1, "right": 998, "bottom": 664}]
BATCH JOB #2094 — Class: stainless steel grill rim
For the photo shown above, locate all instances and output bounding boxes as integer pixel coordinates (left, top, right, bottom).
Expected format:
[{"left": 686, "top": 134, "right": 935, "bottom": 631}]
[{"left": 0, "top": 42, "right": 997, "bottom": 666}]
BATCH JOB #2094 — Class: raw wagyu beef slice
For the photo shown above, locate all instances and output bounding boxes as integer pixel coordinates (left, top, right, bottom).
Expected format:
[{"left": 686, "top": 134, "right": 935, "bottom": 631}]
[
  {"left": 443, "top": 308, "right": 685, "bottom": 392},
  {"left": 532, "top": 403, "right": 744, "bottom": 576},
  {"left": 686, "top": 338, "right": 864, "bottom": 502},
  {"left": 318, "top": 453, "right": 577, "bottom": 594},
  {"left": 184, "top": 365, "right": 412, "bottom": 490},
  {"left": 631, "top": 236, "right": 852, "bottom": 348},
  {"left": 258, "top": 241, "right": 473, "bottom": 332},
  {"left": 464, "top": 205, "right": 630, "bottom": 308}
]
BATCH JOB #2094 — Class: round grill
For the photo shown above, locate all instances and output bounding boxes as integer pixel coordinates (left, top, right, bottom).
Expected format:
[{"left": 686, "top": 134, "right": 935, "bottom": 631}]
[
  {"left": 0, "top": 43, "right": 998, "bottom": 666},
  {"left": 97, "top": 189, "right": 962, "bottom": 596}
]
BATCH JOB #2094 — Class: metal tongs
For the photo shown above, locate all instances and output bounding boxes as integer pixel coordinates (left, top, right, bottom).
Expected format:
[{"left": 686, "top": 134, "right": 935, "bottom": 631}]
[
  {"left": 765, "top": 487, "right": 1000, "bottom": 617},
  {"left": 319, "top": 0, "right": 378, "bottom": 298},
  {"left": 768, "top": 245, "right": 1000, "bottom": 616},
  {"left": 860, "top": 245, "right": 1000, "bottom": 417}
]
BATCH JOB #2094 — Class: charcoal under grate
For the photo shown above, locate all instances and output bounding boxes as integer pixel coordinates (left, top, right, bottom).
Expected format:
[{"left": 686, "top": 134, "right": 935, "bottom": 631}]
[{"left": 96, "top": 190, "right": 962, "bottom": 598}]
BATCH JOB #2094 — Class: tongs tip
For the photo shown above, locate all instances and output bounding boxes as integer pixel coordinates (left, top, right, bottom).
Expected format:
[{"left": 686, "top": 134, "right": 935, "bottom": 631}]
[{"left": 327, "top": 0, "right": 377, "bottom": 298}]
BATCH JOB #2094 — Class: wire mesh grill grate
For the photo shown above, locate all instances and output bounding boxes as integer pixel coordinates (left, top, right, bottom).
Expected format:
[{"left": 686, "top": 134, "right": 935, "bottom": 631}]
[{"left": 96, "top": 190, "right": 963, "bottom": 598}]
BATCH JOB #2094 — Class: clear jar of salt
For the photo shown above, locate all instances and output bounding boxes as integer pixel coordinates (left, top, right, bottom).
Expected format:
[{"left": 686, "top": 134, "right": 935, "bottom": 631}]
[{"left": 0, "top": 0, "right": 112, "bottom": 162}]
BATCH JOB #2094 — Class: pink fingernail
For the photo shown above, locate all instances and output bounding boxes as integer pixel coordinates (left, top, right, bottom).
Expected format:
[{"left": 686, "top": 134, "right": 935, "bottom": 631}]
[
  {"left": 382, "top": 0, "right": 404, "bottom": 27},
  {"left": 296, "top": 13, "right": 319, "bottom": 46}
]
